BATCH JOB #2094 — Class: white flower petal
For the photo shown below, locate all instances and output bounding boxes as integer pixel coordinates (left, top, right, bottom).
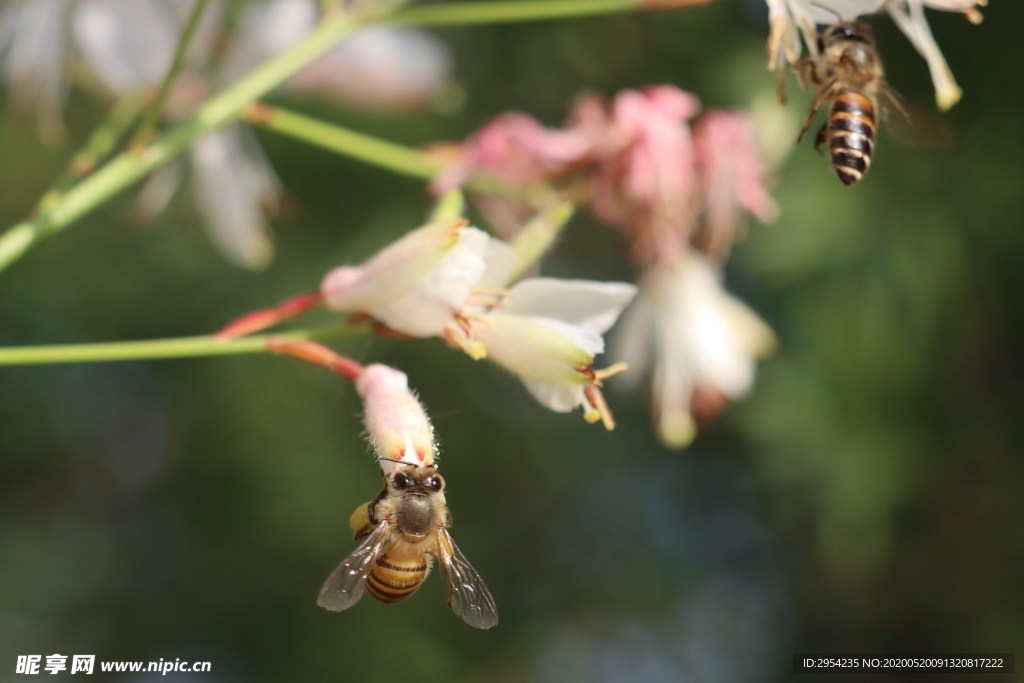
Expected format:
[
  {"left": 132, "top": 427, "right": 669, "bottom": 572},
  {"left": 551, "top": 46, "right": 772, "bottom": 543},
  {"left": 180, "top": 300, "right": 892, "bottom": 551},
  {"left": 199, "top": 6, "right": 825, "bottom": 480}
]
[
  {"left": 476, "top": 238, "right": 517, "bottom": 290},
  {"left": 609, "top": 290, "right": 656, "bottom": 390},
  {"left": 533, "top": 316, "right": 605, "bottom": 357},
  {"left": 219, "top": 0, "right": 316, "bottom": 85},
  {"left": 0, "top": 0, "right": 71, "bottom": 135},
  {"left": 372, "top": 227, "right": 491, "bottom": 336},
  {"left": 653, "top": 313, "right": 697, "bottom": 448},
  {"left": 189, "top": 125, "right": 277, "bottom": 269},
  {"left": 321, "top": 221, "right": 465, "bottom": 313},
  {"left": 285, "top": 25, "right": 452, "bottom": 111},
  {"left": 472, "top": 312, "right": 595, "bottom": 385},
  {"left": 519, "top": 378, "right": 586, "bottom": 413},
  {"left": 133, "top": 160, "right": 183, "bottom": 225},
  {"left": 888, "top": 0, "right": 962, "bottom": 110},
  {"left": 74, "top": 0, "right": 177, "bottom": 93},
  {"left": 807, "top": 0, "right": 886, "bottom": 22},
  {"left": 503, "top": 278, "right": 638, "bottom": 336}
]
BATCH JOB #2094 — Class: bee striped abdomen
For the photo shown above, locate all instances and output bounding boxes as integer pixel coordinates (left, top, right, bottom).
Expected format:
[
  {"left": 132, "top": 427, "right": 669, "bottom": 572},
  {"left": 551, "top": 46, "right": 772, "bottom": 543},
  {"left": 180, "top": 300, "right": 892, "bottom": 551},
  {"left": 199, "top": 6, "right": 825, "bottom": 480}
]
[
  {"left": 366, "top": 551, "right": 427, "bottom": 603},
  {"left": 828, "top": 88, "right": 877, "bottom": 186}
]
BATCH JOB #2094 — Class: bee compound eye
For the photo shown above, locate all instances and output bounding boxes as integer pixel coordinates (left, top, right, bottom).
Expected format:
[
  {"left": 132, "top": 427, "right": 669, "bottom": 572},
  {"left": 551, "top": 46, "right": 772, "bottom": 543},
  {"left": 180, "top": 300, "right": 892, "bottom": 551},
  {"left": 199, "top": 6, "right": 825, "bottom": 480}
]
[
  {"left": 427, "top": 475, "right": 444, "bottom": 492},
  {"left": 393, "top": 473, "right": 410, "bottom": 489}
]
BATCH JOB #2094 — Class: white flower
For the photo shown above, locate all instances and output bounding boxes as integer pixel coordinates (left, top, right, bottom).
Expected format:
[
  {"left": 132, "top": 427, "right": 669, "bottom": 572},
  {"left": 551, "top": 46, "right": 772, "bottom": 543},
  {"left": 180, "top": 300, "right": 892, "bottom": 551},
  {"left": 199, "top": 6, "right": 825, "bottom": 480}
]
[
  {"left": 73, "top": 0, "right": 181, "bottom": 94},
  {"left": 613, "top": 254, "right": 775, "bottom": 448},
  {"left": 320, "top": 219, "right": 513, "bottom": 337},
  {"left": 462, "top": 278, "right": 638, "bottom": 428},
  {"left": 218, "top": 0, "right": 316, "bottom": 86},
  {"left": 284, "top": 25, "right": 452, "bottom": 112},
  {"left": 187, "top": 126, "right": 280, "bottom": 269}
]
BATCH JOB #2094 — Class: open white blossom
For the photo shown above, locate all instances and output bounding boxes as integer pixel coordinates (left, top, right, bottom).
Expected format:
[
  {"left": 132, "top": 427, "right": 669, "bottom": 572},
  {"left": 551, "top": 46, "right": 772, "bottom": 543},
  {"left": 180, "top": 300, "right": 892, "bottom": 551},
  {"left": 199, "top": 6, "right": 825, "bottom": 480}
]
[
  {"left": 766, "top": 0, "right": 985, "bottom": 111},
  {"left": 460, "top": 278, "right": 638, "bottom": 428},
  {"left": 320, "top": 219, "right": 510, "bottom": 337},
  {"left": 613, "top": 254, "right": 775, "bottom": 448}
]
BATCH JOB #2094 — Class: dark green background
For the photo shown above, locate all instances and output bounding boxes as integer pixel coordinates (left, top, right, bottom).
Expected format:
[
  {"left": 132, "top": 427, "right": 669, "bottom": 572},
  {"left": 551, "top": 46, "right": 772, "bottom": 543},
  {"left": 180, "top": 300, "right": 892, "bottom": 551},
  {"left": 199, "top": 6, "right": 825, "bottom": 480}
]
[{"left": 1, "top": 0, "right": 1021, "bottom": 681}]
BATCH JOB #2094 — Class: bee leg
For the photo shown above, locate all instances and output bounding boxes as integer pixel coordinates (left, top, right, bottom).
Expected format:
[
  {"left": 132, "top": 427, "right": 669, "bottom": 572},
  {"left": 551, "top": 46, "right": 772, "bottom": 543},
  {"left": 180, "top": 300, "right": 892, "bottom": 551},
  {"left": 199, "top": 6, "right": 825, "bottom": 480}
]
[
  {"left": 367, "top": 487, "right": 389, "bottom": 525},
  {"left": 795, "top": 57, "right": 821, "bottom": 91},
  {"left": 813, "top": 123, "right": 828, "bottom": 156},
  {"left": 776, "top": 64, "right": 788, "bottom": 106},
  {"left": 797, "top": 79, "right": 837, "bottom": 144}
]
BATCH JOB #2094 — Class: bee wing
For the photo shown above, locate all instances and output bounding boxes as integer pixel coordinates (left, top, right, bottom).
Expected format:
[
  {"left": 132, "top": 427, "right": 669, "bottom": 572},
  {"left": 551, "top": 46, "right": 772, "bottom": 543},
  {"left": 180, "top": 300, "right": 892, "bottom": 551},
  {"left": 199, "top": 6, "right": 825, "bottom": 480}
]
[
  {"left": 879, "top": 82, "right": 955, "bottom": 149},
  {"left": 316, "top": 520, "right": 393, "bottom": 612},
  {"left": 434, "top": 528, "right": 499, "bottom": 629}
]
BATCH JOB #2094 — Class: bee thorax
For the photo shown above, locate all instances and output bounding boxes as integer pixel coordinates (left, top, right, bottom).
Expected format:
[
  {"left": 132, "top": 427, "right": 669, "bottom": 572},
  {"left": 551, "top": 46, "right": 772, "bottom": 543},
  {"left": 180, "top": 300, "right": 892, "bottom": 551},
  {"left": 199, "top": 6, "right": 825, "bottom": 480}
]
[{"left": 396, "top": 493, "right": 437, "bottom": 537}]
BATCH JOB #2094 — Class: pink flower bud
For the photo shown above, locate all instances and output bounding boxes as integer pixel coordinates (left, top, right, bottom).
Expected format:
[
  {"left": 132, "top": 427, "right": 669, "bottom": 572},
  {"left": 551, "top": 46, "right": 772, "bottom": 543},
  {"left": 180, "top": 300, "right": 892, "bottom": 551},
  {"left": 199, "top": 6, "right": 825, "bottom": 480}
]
[
  {"left": 356, "top": 364, "right": 437, "bottom": 471},
  {"left": 692, "top": 109, "right": 777, "bottom": 257},
  {"left": 589, "top": 86, "right": 702, "bottom": 266}
]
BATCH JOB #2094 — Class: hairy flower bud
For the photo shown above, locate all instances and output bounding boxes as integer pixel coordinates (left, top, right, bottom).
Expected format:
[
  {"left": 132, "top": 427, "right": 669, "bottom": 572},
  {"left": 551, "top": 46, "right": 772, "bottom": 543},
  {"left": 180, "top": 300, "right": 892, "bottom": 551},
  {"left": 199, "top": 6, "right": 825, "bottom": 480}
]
[{"left": 356, "top": 364, "right": 437, "bottom": 472}]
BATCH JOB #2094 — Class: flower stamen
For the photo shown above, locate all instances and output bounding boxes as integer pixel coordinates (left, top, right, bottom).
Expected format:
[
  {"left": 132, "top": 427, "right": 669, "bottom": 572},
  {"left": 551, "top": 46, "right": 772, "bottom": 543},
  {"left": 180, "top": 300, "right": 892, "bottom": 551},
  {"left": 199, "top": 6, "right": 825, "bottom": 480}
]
[{"left": 584, "top": 385, "right": 616, "bottom": 430}]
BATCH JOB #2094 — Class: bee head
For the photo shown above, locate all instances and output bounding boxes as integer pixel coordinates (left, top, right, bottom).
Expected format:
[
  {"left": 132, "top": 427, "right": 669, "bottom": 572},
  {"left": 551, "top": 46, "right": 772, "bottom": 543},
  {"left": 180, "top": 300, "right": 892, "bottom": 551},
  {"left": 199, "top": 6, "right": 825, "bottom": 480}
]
[
  {"left": 388, "top": 464, "right": 445, "bottom": 494},
  {"left": 824, "top": 21, "right": 874, "bottom": 48}
]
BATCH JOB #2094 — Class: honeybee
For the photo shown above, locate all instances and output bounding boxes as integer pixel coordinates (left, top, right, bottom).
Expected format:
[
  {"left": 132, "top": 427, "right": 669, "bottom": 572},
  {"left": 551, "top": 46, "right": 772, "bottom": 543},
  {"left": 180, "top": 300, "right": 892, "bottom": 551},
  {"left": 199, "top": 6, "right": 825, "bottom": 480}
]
[
  {"left": 317, "top": 461, "right": 498, "bottom": 629},
  {"left": 796, "top": 21, "right": 950, "bottom": 186}
]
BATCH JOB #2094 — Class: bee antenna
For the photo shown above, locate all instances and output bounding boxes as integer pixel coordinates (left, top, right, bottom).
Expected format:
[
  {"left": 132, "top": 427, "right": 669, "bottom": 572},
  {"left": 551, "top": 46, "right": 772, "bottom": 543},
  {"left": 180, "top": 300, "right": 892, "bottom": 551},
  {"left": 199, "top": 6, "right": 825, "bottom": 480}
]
[
  {"left": 810, "top": 2, "right": 842, "bottom": 22},
  {"left": 377, "top": 456, "right": 435, "bottom": 469}
]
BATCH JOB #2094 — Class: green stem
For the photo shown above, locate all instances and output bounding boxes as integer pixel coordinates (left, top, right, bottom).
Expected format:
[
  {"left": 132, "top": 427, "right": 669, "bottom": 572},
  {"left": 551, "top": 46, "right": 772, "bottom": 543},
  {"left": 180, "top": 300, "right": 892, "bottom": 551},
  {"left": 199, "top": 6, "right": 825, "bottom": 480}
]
[
  {"left": 0, "top": 322, "right": 370, "bottom": 366},
  {"left": 390, "top": 0, "right": 639, "bottom": 25},
  {"left": 248, "top": 103, "right": 437, "bottom": 180},
  {"left": 131, "top": 0, "right": 212, "bottom": 150},
  {"left": 250, "top": 103, "right": 560, "bottom": 204},
  {"left": 36, "top": 93, "right": 146, "bottom": 214},
  {"left": 0, "top": 3, "right": 407, "bottom": 275}
]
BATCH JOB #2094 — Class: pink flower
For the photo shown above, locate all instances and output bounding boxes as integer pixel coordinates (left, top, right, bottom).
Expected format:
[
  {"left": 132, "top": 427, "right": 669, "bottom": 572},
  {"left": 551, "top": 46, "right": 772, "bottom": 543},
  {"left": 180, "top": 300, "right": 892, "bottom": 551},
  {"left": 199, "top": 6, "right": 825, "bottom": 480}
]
[
  {"left": 589, "top": 86, "right": 702, "bottom": 267},
  {"left": 692, "top": 109, "right": 777, "bottom": 257},
  {"left": 430, "top": 111, "right": 596, "bottom": 195}
]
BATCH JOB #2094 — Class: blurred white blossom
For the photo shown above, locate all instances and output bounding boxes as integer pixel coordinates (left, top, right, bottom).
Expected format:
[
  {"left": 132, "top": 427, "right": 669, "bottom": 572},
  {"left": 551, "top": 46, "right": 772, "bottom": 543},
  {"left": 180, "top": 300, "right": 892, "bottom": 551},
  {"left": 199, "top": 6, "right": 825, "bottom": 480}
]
[
  {"left": 614, "top": 255, "right": 775, "bottom": 448},
  {"left": 0, "top": 0, "right": 73, "bottom": 142},
  {"left": 1, "top": 0, "right": 453, "bottom": 267},
  {"left": 285, "top": 25, "right": 452, "bottom": 112}
]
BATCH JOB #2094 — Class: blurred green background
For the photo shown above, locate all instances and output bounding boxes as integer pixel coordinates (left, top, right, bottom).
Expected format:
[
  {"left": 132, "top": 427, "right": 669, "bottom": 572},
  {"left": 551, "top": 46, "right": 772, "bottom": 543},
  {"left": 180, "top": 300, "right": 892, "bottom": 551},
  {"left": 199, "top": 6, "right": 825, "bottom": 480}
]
[{"left": 1, "top": 0, "right": 1022, "bottom": 681}]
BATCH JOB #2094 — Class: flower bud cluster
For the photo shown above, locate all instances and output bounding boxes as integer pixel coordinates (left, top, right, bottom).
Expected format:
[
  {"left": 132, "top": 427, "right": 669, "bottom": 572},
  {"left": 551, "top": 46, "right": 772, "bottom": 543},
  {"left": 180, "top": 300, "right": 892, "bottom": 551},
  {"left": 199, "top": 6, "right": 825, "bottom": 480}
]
[{"left": 430, "top": 86, "right": 778, "bottom": 446}]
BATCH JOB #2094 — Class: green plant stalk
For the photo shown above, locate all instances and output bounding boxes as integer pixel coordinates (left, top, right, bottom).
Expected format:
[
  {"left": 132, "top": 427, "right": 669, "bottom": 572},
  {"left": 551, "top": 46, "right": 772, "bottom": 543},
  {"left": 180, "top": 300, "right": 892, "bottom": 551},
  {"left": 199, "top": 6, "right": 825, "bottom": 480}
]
[
  {"left": 0, "top": 322, "right": 370, "bottom": 366},
  {"left": 391, "top": 0, "right": 640, "bottom": 25},
  {"left": 250, "top": 104, "right": 561, "bottom": 205},
  {"left": 0, "top": 5, "right": 402, "bottom": 275},
  {"left": 131, "top": 0, "right": 212, "bottom": 150},
  {"left": 248, "top": 103, "right": 437, "bottom": 179},
  {"left": 36, "top": 93, "right": 146, "bottom": 214}
]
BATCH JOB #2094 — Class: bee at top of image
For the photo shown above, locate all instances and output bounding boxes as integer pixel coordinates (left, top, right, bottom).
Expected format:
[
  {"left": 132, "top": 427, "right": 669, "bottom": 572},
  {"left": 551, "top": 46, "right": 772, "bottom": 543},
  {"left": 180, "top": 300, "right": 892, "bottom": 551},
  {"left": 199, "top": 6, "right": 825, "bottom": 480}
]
[
  {"left": 791, "top": 19, "right": 953, "bottom": 187},
  {"left": 317, "top": 458, "right": 498, "bottom": 629}
]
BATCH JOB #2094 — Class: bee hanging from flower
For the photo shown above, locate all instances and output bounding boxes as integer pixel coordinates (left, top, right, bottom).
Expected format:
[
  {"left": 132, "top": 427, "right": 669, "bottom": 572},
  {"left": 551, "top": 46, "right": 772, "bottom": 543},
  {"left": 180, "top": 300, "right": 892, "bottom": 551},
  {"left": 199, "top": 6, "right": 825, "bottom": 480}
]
[{"left": 795, "top": 19, "right": 953, "bottom": 186}]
